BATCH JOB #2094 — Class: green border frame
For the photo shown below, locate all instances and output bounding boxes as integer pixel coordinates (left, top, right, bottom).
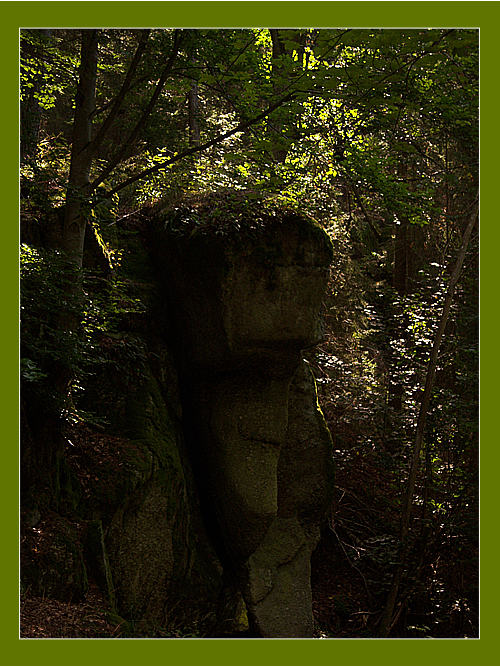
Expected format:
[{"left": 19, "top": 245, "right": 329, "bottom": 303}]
[{"left": 4, "top": 2, "right": 495, "bottom": 665}]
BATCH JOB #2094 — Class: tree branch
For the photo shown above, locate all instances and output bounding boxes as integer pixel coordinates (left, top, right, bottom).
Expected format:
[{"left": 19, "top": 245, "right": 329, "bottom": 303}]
[
  {"left": 90, "top": 29, "right": 150, "bottom": 157},
  {"left": 99, "top": 90, "right": 296, "bottom": 199},
  {"left": 91, "top": 29, "right": 458, "bottom": 203},
  {"left": 90, "top": 29, "right": 183, "bottom": 192}
]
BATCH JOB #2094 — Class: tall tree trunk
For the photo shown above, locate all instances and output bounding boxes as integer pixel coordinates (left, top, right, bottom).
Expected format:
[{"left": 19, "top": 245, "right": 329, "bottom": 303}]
[
  {"left": 393, "top": 162, "right": 410, "bottom": 294},
  {"left": 61, "top": 29, "right": 99, "bottom": 268},
  {"left": 393, "top": 215, "right": 425, "bottom": 294},
  {"left": 21, "top": 31, "right": 99, "bottom": 509},
  {"left": 393, "top": 216, "right": 409, "bottom": 294},
  {"left": 52, "top": 29, "right": 98, "bottom": 401},
  {"left": 268, "top": 29, "right": 305, "bottom": 164},
  {"left": 269, "top": 30, "right": 287, "bottom": 163}
]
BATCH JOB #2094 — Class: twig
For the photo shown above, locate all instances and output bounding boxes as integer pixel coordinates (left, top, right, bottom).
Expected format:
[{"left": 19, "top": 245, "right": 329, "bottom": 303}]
[{"left": 328, "top": 514, "right": 373, "bottom": 606}]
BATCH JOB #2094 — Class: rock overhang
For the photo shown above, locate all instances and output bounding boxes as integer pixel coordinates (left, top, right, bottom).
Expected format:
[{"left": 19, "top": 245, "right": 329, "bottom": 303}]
[{"left": 152, "top": 192, "right": 333, "bottom": 375}]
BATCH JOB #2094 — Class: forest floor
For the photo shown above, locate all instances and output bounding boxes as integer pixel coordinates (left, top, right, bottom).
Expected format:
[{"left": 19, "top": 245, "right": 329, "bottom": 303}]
[
  {"left": 20, "top": 375, "right": 478, "bottom": 639},
  {"left": 21, "top": 581, "right": 119, "bottom": 638},
  {"left": 20, "top": 441, "right": 478, "bottom": 639}
]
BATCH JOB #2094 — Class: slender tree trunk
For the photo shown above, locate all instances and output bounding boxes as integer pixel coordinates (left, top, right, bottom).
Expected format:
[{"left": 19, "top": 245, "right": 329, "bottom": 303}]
[
  {"left": 393, "top": 216, "right": 409, "bottom": 294},
  {"left": 52, "top": 29, "right": 98, "bottom": 403},
  {"left": 268, "top": 29, "right": 305, "bottom": 164},
  {"left": 378, "top": 193, "right": 479, "bottom": 637},
  {"left": 393, "top": 163, "right": 410, "bottom": 294},
  {"left": 188, "top": 59, "right": 200, "bottom": 146},
  {"left": 20, "top": 29, "right": 52, "bottom": 164},
  {"left": 269, "top": 30, "right": 287, "bottom": 163},
  {"left": 21, "top": 31, "right": 99, "bottom": 508},
  {"left": 61, "top": 29, "right": 99, "bottom": 268}
]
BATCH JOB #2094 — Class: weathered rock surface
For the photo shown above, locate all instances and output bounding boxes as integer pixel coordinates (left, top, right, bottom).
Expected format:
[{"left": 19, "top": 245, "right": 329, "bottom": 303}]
[
  {"left": 21, "top": 194, "right": 335, "bottom": 638},
  {"left": 241, "top": 358, "right": 335, "bottom": 637},
  {"left": 76, "top": 334, "right": 226, "bottom": 632},
  {"left": 153, "top": 199, "right": 335, "bottom": 637}
]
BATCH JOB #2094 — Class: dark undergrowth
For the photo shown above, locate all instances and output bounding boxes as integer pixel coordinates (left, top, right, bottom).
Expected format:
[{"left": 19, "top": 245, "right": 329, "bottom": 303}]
[
  {"left": 309, "top": 270, "right": 479, "bottom": 638},
  {"left": 310, "top": 448, "right": 478, "bottom": 638}
]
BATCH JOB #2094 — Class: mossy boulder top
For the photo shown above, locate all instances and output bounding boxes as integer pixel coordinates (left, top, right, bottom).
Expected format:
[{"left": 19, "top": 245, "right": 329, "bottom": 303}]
[{"left": 153, "top": 192, "right": 334, "bottom": 374}]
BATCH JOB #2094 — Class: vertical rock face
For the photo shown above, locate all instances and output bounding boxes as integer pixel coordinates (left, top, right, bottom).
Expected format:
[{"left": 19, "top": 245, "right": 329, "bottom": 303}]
[
  {"left": 22, "top": 198, "right": 333, "bottom": 637},
  {"left": 153, "top": 198, "right": 335, "bottom": 637},
  {"left": 74, "top": 336, "right": 225, "bottom": 631},
  {"left": 244, "top": 358, "right": 335, "bottom": 638},
  {"left": 21, "top": 195, "right": 335, "bottom": 637}
]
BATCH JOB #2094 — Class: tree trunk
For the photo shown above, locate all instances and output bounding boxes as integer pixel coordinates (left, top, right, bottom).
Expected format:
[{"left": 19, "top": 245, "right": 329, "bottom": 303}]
[
  {"left": 268, "top": 29, "right": 305, "bottom": 164},
  {"left": 393, "top": 216, "right": 409, "bottom": 294},
  {"left": 52, "top": 30, "right": 98, "bottom": 401},
  {"left": 61, "top": 29, "right": 99, "bottom": 268},
  {"left": 20, "top": 30, "right": 52, "bottom": 164},
  {"left": 188, "top": 60, "right": 200, "bottom": 146},
  {"left": 393, "top": 163, "right": 410, "bottom": 294},
  {"left": 378, "top": 192, "right": 479, "bottom": 637}
]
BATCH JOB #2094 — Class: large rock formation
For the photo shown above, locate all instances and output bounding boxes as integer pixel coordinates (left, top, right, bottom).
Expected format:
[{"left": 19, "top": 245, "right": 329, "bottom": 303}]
[
  {"left": 21, "top": 193, "right": 335, "bottom": 638},
  {"left": 152, "top": 194, "right": 335, "bottom": 636}
]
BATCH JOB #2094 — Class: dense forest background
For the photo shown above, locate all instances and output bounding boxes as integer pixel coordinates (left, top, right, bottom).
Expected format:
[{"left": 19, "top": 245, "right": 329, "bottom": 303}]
[{"left": 20, "top": 27, "right": 478, "bottom": 638}]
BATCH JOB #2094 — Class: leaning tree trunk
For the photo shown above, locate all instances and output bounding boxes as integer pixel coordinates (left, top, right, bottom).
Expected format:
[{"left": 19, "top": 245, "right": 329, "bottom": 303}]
[{"left": 378, "top": 192, "right": 479, "bottom": 637}]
